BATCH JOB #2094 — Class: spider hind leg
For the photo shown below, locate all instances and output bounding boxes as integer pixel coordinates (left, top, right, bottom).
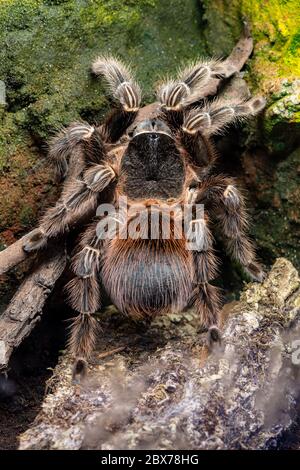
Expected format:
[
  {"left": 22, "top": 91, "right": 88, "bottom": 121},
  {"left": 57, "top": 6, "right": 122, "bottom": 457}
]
[{"left": 65, "top": 222, "right": 104, "bottom": 382}]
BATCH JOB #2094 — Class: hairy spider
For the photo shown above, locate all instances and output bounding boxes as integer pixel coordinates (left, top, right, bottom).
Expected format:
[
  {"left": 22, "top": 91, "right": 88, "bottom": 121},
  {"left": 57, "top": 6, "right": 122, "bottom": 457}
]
[{"left": 23, "top": 55, "right": 266, "bottom": 380}]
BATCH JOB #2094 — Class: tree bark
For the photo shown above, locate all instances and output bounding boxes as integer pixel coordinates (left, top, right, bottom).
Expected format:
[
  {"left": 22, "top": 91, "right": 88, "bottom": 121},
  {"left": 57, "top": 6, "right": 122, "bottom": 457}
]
[{"left": 0, "top": 245, "right": 67, "bottom": 370}]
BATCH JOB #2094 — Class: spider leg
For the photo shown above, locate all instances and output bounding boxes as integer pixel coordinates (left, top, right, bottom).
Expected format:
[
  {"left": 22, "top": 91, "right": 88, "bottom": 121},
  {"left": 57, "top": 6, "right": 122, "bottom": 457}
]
[
  {"left": 92, "top": 56, "right": 142, "bottom": 142},
  {"left": 196, "top": 176, "right": 265, "bottom": 282},
  {"left": 23, "top": 162, "right": 116, "bottom": 252},
  {"left": 157, "top": 106, "right": 217, "bottom": 173},
  {"left": 179, "top": 129, "right": 217, "bottom": 173},
  {"left": 157, "top": 58, "right": 237, "bottom": 112},
  {"left": 66, "top": 222, "right": 103, "bottom": 382},
  {"left": 177, "top": 96, "right": 265, "bottom": 174},
  {"left": 102, "top": 108, "right": 139, "bottom": 143},
  {"left": 182, "top": 96, "right": 266, "bottom": 136},
  {"left": 23, "top": 125, "right": 116, "bottom": 252},
  {"left": 48, "top": 122, "right": 107, "bottom": 180},
  {"left": 157, "top": 69, "right": 264, "bottom": 172},
  {"left": 186, "top": 214, "right": 222, "bottom": 347}
]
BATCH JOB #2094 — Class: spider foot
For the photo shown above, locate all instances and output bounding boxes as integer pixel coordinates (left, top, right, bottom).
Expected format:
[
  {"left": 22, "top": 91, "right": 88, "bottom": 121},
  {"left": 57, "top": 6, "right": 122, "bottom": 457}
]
[
  {"left": 92, "top": 56, "right": 141, "bottom": 111},
  {"left": 72, "top": 357, "right": 88, "bottom": 384},
  {"left": 22, "top": 228, "right": 47, "bottom": 252},
  {"left": 245, "top": 262, "right": 266, "bottom": 283},
  {"left": 158, "top": 81, "right": 189, "bottom": 111},
  {"left": 206, "top": 325, "right": 222, "bottom": 351}
]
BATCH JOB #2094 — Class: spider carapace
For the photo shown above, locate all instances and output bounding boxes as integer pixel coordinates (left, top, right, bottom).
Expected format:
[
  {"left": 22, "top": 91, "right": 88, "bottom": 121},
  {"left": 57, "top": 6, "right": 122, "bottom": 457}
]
[{"left": 23, "top": 56, "right": 266, "bottom": 379}]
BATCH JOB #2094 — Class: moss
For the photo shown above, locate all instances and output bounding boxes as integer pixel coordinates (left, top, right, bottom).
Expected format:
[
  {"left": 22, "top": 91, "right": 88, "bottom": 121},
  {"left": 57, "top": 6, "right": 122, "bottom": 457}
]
[
  {"left": 202, "top": 0, "right": 299, "bottom": 84},
  {"left": 243, "top": 0, "right": 300, "bottom": 80},
  {"left": 201, "top": 0, "right": 300, "bottom": 154},
  {"left": 19, "top": 204, "right": 35, "bottom": 226},
  {"left": 0, "top": 0, "right": 205, "bottom": 237},
  {"left": 0, "top": 0, "right": 206, "bottom": 139}
]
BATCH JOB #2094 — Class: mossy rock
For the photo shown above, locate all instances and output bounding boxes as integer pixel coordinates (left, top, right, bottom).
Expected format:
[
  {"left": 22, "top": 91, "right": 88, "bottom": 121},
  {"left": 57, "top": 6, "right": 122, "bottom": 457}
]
[{"left": 201, "top": 0, "right": 300, "bottom": 155}]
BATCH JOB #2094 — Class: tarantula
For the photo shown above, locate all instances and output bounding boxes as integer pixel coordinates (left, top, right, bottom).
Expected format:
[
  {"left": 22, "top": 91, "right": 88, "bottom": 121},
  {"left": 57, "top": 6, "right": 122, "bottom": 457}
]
[{"left": 22, "top": 55, "right": 266, "bottom": 380}]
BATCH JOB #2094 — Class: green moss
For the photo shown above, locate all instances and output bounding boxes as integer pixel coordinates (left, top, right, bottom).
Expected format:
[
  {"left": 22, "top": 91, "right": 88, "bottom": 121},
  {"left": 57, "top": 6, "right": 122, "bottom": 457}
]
[
  {"left": 241, "top": 0, "right": 300, "bottom": 79},
  {"left": 19, "top": 204, "right": 35, "bottom": 226},
  {"left": 201, "top": 0, "right": 300, "bottom": 155},
  {"left": 0, "top": 0, "right": 206, "bottom": 236},
  {"left": 289, "top": 28, "right": 300, "bottom": 55},
  {"left": 0, "top": 0, "right": 205, "bottom": 141},
  {"left": 0, "top": 0, "right": 205, "bottom": 137},
  {"left": 202, "top": 0, "right": 300, "bottom": 82}
]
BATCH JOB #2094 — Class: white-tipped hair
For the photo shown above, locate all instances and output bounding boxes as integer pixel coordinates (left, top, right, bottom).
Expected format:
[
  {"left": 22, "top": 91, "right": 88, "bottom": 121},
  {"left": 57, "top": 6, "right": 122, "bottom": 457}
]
[
  {"left": 157, "top": 58, "right": 238, "bottom": 109},
  {"left": 183, "top": 96, "right": 266, "bottom": 136},
  {"left": 92, "top": 56, "right": 141, "bottom": 110}
]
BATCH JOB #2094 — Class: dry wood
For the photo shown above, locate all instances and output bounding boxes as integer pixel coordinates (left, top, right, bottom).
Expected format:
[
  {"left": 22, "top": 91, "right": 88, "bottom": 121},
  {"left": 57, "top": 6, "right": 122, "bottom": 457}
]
[
  {"left": 203, "top": 23, "right": 253, "bottom": 98},
  {"left": 0, "top": 244, "right": 67, "bottom": 370},
  {"left": 0, "top": 231, "right": 37, "bottom": 276}
]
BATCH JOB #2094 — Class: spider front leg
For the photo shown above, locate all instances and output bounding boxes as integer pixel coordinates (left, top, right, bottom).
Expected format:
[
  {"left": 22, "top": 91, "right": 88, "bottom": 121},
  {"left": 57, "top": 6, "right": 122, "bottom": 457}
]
[
  {"left": 177, "top": 101, "right": 262, "bottom": 175},
  {"left": 187, "top": 214, "right": 222, "bottom": 348},
  {"left": 92, "top": 56, "right": 142, "bottom": 142},
  {"left": 23, "top": 126, "right": 116, "bottom": 252},
  {"left": 179, "top": 95, "right": 265, "bottom": 172},
  {"left": 182, "top": 96, "right": 266, "bottom": 137},
  {"left": 48, "top": 122, "right": 106, "bottom": 180}
]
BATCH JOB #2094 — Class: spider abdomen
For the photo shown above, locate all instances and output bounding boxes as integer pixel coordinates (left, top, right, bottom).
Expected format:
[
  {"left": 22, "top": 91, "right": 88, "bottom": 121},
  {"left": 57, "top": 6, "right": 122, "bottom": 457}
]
[{"left": 101, "top": 238, "right": 193, "bottom": 320}]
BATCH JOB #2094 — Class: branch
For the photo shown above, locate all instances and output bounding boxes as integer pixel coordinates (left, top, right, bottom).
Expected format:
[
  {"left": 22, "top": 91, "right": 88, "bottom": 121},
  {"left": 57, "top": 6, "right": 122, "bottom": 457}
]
[
  {"left": 0, "top": 244, "right": 67, "bottom": 370},
  {"left": 0, "top": 231, "right": 37, "bottom": 275},
  {"left": 201, "top": 22, "right": 253, "bottom": 98}
]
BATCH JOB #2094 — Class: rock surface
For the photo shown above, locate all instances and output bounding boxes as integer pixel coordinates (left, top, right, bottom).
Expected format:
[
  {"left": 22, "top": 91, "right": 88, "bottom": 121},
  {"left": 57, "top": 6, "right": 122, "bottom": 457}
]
[{"left": 19, "top": 258, "right": 300, "bottom": 450}]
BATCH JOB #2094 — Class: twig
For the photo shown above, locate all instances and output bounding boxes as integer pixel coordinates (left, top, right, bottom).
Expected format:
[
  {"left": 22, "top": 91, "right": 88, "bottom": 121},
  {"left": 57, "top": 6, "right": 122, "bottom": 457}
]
[
  {"left": 200, "top": 23, "right": 253, "bottom": 98},
  {"left": 0, "top": 231, "right": 37, "bottom": 276},
  {"left": 96, "top": 345, "right": 128, "bottom": 360}
]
